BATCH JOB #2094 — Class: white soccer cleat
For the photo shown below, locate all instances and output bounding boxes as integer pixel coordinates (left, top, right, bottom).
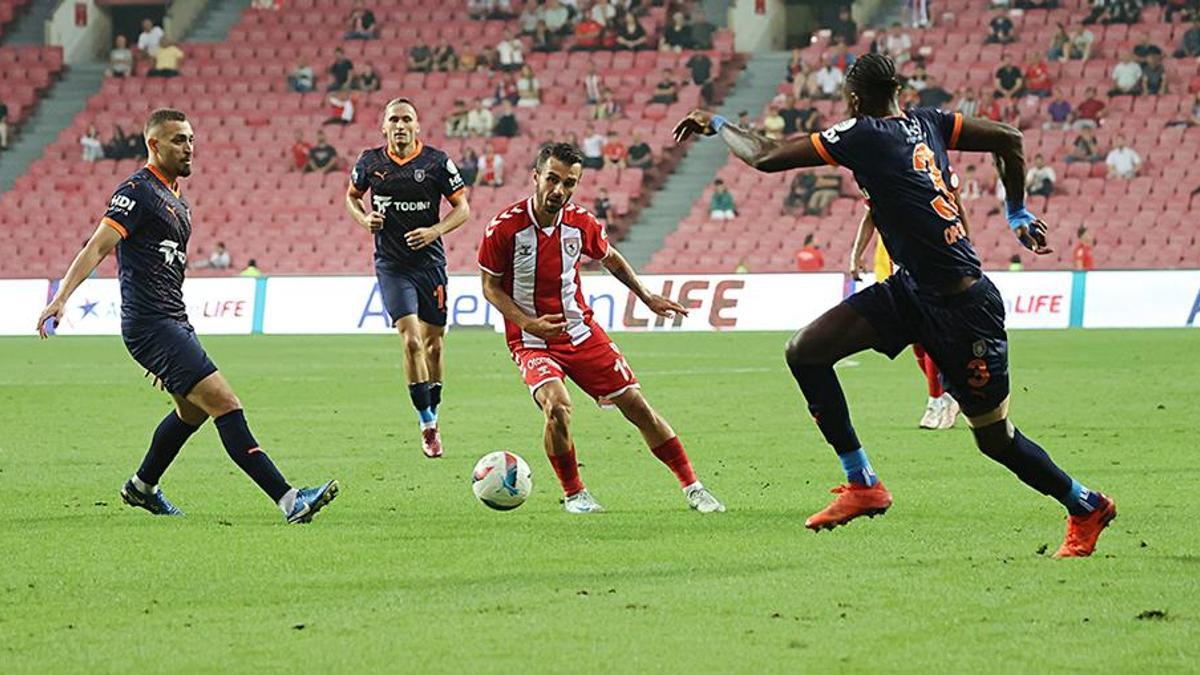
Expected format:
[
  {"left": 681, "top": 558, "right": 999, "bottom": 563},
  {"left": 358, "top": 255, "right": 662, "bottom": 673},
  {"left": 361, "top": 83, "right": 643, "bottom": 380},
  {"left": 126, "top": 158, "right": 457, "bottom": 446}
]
[
  {"left": 685, "top": 484, "right": 726, "bottom": 514},
  {"left": 564, "top": 489, "right": 605, "bottom": 514},
  {"left": 919, "top": 396, "right": 942, "bottom": 429},
  {"left": 937, "top": 392, "right": 960, "bottom": 430}
]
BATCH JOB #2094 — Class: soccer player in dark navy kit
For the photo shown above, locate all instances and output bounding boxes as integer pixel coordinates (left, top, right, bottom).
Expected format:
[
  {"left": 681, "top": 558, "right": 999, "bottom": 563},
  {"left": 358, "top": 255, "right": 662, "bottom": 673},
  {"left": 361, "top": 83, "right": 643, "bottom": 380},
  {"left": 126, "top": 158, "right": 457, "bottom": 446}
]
[
  {"left": 345, "top": 98, "right": 471, "bottom": 458},
  {"left": 37, "top": 108, "right": 339, "bottom": 523},
  {"left": 674, "top": 54, "right": 1116, "bottom": 557}
]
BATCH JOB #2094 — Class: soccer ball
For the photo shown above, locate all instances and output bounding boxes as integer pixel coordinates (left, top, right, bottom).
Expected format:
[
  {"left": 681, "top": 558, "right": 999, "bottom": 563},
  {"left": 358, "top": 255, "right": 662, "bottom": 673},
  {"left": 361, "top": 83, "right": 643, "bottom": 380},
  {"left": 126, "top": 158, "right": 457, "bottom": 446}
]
[{"left": 471, "top": 451, "right": 533, "bottom": 511}]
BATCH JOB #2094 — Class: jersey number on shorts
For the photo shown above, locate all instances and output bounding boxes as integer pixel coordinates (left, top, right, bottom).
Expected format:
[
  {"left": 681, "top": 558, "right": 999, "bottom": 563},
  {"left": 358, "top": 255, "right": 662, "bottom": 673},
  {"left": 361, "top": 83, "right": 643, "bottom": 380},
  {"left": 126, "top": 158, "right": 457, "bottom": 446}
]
[
  {"left": 612, "top": 357, "right": 632, "bottom": 382},
  {"left": 912, "top": 143, "right": 960, "bottom": 222},
  {"left": 435, "top": 284, "right": 446, "bottom": 311}
]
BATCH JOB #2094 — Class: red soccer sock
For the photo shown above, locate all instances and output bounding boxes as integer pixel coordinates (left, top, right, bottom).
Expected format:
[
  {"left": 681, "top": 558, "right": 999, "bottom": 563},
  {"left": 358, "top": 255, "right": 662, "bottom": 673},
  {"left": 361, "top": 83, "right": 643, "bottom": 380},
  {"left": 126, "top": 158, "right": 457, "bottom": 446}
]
[
  {"left": 650, "top": 436, "right": 698, "bottom": 488},
  {"left": 548, "top": 445, "right": 585, "bottom": 496},
  {"left": 913, "top": 345, "right": 944, "bottom": 398}
]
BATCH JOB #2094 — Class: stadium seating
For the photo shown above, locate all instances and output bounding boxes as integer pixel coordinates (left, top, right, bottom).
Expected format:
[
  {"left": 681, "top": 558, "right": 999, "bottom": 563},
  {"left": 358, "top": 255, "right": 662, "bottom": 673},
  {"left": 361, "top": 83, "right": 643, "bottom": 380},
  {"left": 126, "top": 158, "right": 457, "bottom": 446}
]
[
  {"left": 0, "top": 45, "right": 64, "bottom": 133},
  {"left": 647, "top": 0, "right": 1200, "bottom": 273},
  {"left": 0, "top": 0, "right": 735, "bottom": 278}
]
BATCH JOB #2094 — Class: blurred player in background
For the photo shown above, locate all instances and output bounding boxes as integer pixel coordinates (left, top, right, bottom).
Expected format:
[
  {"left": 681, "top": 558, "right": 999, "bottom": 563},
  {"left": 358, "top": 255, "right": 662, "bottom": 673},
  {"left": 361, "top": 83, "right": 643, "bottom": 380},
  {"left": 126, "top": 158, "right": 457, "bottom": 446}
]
[
  {"left": 36, "top": 108, "right": 339, "bottom": 523},
  {"left": 478, "top": 143, "right": 724, "bottom": 515},
  {"left": 675, "top": 53, "right": 1115, "bottom": 557},
  {"left": 346, "top": 98, "right": 471, "bottom": 458}
]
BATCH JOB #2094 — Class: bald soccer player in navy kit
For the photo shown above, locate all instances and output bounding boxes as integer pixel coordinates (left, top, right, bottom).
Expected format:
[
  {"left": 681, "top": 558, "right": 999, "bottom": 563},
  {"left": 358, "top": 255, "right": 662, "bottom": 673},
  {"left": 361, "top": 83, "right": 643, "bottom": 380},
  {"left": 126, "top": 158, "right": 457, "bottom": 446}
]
[
  {"left": 674, "top": 53, "right": 1115, "bottom": 558},
  {"left": 37, "top": 108, "right": 339, "bottom": 523}
]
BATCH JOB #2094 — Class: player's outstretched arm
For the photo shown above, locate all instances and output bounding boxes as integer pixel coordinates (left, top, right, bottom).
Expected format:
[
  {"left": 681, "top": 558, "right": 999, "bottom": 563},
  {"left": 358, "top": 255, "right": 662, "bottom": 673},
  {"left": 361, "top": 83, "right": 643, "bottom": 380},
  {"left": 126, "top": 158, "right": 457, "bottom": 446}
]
[
  {"left": 37, "top": 223, "right": 121, "bottom": 337},
  {"left": 479, "top": 270, "right": 567, "bottom": 340},
  {"left": 406, "top": 190, "right": 471, "bottom": 251},
  {"left": 600, "top": 247, "right": 689, "bottom": 319},
  {"left": 673, "top": 109, "right": 828, "bottom": 173},
  {"left": 345, "top": 184, "right": 384, "bottom": 234},
  {"left": 849, "top": 210, "right": 876, "bottom": 280}
]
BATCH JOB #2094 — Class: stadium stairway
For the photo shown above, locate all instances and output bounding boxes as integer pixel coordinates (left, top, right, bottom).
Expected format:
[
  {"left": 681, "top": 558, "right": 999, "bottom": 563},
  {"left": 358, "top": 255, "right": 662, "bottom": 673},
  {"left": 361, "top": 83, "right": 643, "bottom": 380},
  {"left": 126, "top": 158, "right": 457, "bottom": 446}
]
[
  {"left": 1, "top": 0, "right": 56, "bottom": 46},
  {"left": 187, "top": 0, "right": 253, "bottom": 43},
  {"left": 623, "top": 50, "right": 792, "bottom": 270}
]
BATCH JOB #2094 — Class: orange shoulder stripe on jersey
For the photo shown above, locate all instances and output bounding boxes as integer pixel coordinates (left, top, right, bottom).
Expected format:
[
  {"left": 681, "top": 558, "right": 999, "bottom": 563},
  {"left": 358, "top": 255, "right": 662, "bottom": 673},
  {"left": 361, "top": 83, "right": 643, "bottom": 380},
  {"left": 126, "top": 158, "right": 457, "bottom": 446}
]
[
  {"left": 102, "top": 216, "right": 128, "bottom": 239},
  {"left": 810, "top": 133, "right": 838, "bottom": 167},
  {"left": 949, "top": 112, "right": 964, "bottom": 150},
  {"left": 387, "top": 140, "right": 424, "bottom": 167},
  {"left": 447, "top": 187, "right": 467, "bottom": 203}
]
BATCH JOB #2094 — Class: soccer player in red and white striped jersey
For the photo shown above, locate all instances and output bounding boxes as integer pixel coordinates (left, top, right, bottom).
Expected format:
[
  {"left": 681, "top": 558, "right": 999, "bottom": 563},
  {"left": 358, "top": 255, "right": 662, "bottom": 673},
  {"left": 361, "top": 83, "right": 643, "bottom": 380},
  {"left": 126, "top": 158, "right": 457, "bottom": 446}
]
[{"left": 478, "top": 143, "right": 724, "bottom": 515}]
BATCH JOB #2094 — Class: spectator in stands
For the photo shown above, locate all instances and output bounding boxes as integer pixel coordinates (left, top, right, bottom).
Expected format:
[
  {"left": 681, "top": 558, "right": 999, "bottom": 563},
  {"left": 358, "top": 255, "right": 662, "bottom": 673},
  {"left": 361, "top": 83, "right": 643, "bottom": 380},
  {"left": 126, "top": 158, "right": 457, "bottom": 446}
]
[
  {"left": 409, "top": 41, "right": 433, "bottom": 73},
  {"left": 687, "top": 51, "right": 715, "bottom": 104},
  {"left": 979, "top": 91, "right": 1005, "bottom": 121},
  {"left": 543, "top": 0, "right": 571, "bottom": 35},
  {"left": 594, "top": 187, "right": 612, "bottom": 222},
  {"left": 615, "top": 12, "right": 650, "bottom": 50},
  {"left": 763, "top": 105, "right": 786, "bottom": 140},
  {"left": 433, "top": 44, "right": 458, "bottom": 72},
  {"left": 1065, "top": 127, "right": 1103, "bottom": 162},
  {"left": 1133, "top": 32, "right": 1163, "bottom": 63},
  {"left": 908, "top": 0, "right": 930, "bottom": 28},
  {"left": 786, "top": 48, "right": 806, "bottom": 83},
  {"left": 328, "top": 48, "right": 354, "bottom": 89},
  {"left": 136, "top": 18, "right": 164, "bottom": 72},
  {"left": 147, "top": 37, "right": 184, "bottom": 77},
  {"left": 196, "top": 242, "right": 232, "bottom": 270},
  {"left": 602, "top": 131, "right": 627, "bottom": 168},
  {"left": 986, "top": 9, "right": 1015, "bottom": 44},
  {"left": 494, "top": 100, "right": 520, "bottom": 137},
  {"left": 458, "top": 47, "right": 479, "bottom": 72},
  {"left": 831, "top": 7, "right": 858, "bottom": 45},
  {"left": 663, "top": 12, "right": 692, "bottom": 51},
  {"left": 590, "top": 0, "right": 618, "bottom": 27},
  {"left": 1073, "top": 226, "right": 1095, "bottom": 270},
  {"left": 102, "top": 125, "right": 132, "bottom": 159},
  {"left": 691, "top": 9, "right": 717, "bottom": 50},
  {"left": 345, "top": 0, "right": 378, "bottom": 39},
  {"left": 288, "top": 59, "right": 315, "bottom": 92},
  {"left": 737, "top": 110, "right": 758, "bottom": 132},
  {"left": 517, "top": 65, "right": 541, "bottom": 106},
  {"left": 239, "top": 260, "right": 262, "bottom": 277},
  {"left": 532, "top": 20, "right": 560, "bottom": 52},
  {"left": 783, "top": 173, "right": 841, "bottom": 216},
  {"left": 494, "top": 72, "right": 520, "bottom": 106},
  {"left": 709, "top": 179, "right": 736, "bottom": 220},
  {"left": 1143, "top": 52, "right": 1169, "bottom": 94},
  {"left": 1105, "top": 137, "right": 1141, "bottom": 178},
  {"left": 778, "top": 95, "right": 802, "bottom": 135},
  {"left": 290, "top": 130, "right": 312, "bottom": 171},
  {"left": 572, "top": 14, "right": 606, "bottom": 51},
  {"left": 489, "top": 0, "right": 517, "bottom": 20},
  {"left": 651, "top": 70, "right": 679, "bottom": 104},
  {"left": 1025, "top": 154, "right": 1056, "bottom": 205},
  {"left": 1109, "top": 52, "right": 1143, "bottom": 95},
  {"left": 0, "top": 100, "right": 9, "bottom": 150},
  {"left": 582, "top": 125, "right": 606, "bottom": 168},
  {"left": 81, "top": 125, "right": 104, "bottom": 162},
  {"left": 1164, "top": 0, "right": 1195, "bottom": 23},
  {"left": 584, "top": 64, "right": 602, "bottom": 104},
  {"left": 956, "top": 88, "right": 981, "bottom": 117},
  {"left": 797, "top": 100, "right": 823, "bottom": 132},
  {"left": 918, "top": 76, "right": 954, "bottom": 109},
  {"left": 1175, "top": 18, "right": 1200, "bottom": 57},
  {"left": 829, "top": 42, "right": 856, "bottom": 73},
  {"left": 794, "top": 234, "right": 824, "bottom": 271},
  {"left": 477, "top": 143, "right": 505, "bottom": 186},
  {"left": 519, "top": 2, "right": 541, "bottom": 34},
  {"left": 324, "top": 93, "right": 355, "bottom": 125},
  {"left": 627, "top": 131, "right": 653, "bottom": 168},
  {"left": 1016, "top": 0, "right": 1059, "bottom": 8},
  {"left": 884, "top": 22, "right": 913, "bottom": 63},
  {"left": 497, "top": 32, "right": 525, "bottom": 72},
  {"left": 305, "top": 131, "right": 340, "bottom": 173},
  {"left": 961, "top": 164, "right": 983, "bottom": 200},
  {"left": 108, "top": 35, "right": 133, "bottom": 78},
  {"left": 789, "top": 58, "right": 813, "bottom": 99},
  {"left": 1073, "top": 86, "right": 1106, "bottom": 127},
  {"left": 994, "top": 54, "right": 1024, "bottom": 98},
  {"left": 352, "top": 64, "right": 381, "bottom": 92},
  {"left": 445, "top": 100, "right": 470, "bottom": 138},
  {"left": 814, "top": 57, "right": 845, "bottom": 99},
  {"left": 468, "top": 0, "right": 490, "bottom": 20},
  {"left": 1045, "top": 89, "right": 1072, "bottom": 129},
  {"left": 1024, "top": 52, "right": 1053, "bottom": 97},
  {"left": 906, "top": 64, "right": 928, "bottom": 91},
  {"left": 459, "top": 146, "right": 480, "bottom": 187},
  {"left": 1008, "top": 254, "right": 1023, "bottom": 272},
  {"left": 782, "top": 173, "right": 813, "bottom": 215},
  {"left": 1068, "top": 27, "right": 1095, "bottom": 60},
  {"left": 467, "top": 101, "right": 494, "bottom": 137},
  {"left": 1047, "top": 23, "right": 1069, "bottom": 61},
  {"left": 593, "top": 88, "right": 622, "bottom": 119}
]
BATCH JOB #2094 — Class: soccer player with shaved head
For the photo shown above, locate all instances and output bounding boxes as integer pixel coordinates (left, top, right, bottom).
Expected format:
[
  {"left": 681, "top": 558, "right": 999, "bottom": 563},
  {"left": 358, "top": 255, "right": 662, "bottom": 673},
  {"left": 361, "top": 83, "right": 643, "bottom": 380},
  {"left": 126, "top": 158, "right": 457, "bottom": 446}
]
[
  {"left": 346, "top": 98, "right": 471, "bottom": 458},
  {"left": 37, "top": 108, "right": 339, "bottom": 523}
]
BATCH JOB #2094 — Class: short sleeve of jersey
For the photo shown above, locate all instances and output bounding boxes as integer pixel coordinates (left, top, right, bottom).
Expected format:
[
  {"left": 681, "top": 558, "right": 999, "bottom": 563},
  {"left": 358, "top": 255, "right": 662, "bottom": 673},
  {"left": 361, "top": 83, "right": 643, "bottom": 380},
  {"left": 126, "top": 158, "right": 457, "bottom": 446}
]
[
  {"left": 350, "top": 151, "right": 372, "bottom": 193},
  {"left": 910, "top": 107, "right": 964, "bottom": 150},
  {"left": 435, "top": 152, "right": 467, "bottom": 199},
  {"left": 809, "top": 118, "right": 876, "bottom": 171},
  {"left": 101, "top": 181, "right": 146, "bottom": 239},
  {"left": 579, "top": 211, "right": 609, "bottom": 260},
  {"left": 478, "top": 219, "right": 512, "bottom": 276}
]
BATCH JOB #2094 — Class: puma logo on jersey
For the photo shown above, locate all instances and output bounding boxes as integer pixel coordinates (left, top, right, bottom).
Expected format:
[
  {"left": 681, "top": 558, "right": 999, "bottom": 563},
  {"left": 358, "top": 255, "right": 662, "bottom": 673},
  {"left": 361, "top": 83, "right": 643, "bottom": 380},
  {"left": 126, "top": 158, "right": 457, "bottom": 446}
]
[{"left": 373, "top": 170, "right": 388, "bottom": 180}]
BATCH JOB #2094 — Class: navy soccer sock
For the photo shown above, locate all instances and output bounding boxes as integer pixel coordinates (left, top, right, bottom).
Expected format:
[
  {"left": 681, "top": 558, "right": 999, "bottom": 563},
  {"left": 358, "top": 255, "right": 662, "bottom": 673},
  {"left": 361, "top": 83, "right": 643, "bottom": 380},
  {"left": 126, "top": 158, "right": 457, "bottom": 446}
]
[
  {"left": 988, "top": 429, "right": 1100, "bottom": 515},
  {"left": 214, "top": 409, "right": 291, "bottom": 502},
  {"left": 429, "top": 382, "right": 443, "bottom": 416},
  {"left": 788, "top": 361, "right": 875, "bottom": 485},
  {"left": 135, "top": 412, "right": 200, "bottom": 487},
  {"left": 409, "top": 382, "right": 436, "bottom": 426}
]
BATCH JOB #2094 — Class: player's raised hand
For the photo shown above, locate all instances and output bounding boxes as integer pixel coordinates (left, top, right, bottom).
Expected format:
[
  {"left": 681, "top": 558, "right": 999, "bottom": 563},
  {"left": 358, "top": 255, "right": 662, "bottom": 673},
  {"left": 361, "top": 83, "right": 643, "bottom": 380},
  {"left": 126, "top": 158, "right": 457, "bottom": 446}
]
[
  {"left": 1015, "top": 219, "right": 1053, "bottom": 255},
  {"left": 36, "top": 299, "right": 65, "bottom": 339},
  {"left": 523, "top": 313, "right": 568, "bottom": 340},
  {"left": 405, "top": 227, "right": 440, "bottom": 250},
  {"left": 645, "top": 294, "right": 689, "bottom": 319},
  {"left": 362, "top": 211, "right": 385, "bottom": 233},
  {"left": 673, "top": 109, "right": 718, "bottom": 144}
]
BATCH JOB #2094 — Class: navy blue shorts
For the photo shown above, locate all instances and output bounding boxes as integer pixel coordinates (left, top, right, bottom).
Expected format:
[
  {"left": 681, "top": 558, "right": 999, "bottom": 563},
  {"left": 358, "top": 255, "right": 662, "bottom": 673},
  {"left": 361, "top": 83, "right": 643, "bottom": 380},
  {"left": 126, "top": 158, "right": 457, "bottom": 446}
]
[
  {"left": 122, "top": 319, "right": 218, "bottom": 396},
  {"left": 844, "top": 270, "right": 1010, "bottom": 417},
  {"left": 375, "top": 263, "right": 448, "bottom": 327}
]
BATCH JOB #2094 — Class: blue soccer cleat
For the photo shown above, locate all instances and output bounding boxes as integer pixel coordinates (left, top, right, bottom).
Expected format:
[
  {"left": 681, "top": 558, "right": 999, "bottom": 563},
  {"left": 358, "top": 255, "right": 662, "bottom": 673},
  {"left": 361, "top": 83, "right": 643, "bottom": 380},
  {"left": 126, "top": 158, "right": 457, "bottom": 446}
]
[
  {"left": 121, "top": 479, "right": 184, "bottom": 516},
  {"left": 285, "top": 480, "right": 339, "bottom": 524}
]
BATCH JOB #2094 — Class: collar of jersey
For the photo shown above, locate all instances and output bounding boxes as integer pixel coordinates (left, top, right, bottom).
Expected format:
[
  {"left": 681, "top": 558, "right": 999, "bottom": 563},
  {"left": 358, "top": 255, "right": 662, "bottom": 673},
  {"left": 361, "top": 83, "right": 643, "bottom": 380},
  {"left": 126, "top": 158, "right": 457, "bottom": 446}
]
[
  {"left": 387, "top": 140, "right": 423, "bottom": 167},
  {"left": 144, "top": 163, "right": 180, "bottom": 197},
  {"left": 526, "top": 196, "right": 563, "bottom": 233}
]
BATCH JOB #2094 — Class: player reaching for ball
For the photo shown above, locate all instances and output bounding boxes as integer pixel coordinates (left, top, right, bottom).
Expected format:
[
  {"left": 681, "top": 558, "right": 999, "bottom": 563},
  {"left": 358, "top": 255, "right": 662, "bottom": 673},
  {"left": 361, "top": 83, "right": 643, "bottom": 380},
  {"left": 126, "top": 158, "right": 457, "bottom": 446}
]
[
  {"left": 674, "top": 53, "right": 1115, "bottom": 557},
  {"left": 478, "top": 142, "right": 724, "bottom": 515}
]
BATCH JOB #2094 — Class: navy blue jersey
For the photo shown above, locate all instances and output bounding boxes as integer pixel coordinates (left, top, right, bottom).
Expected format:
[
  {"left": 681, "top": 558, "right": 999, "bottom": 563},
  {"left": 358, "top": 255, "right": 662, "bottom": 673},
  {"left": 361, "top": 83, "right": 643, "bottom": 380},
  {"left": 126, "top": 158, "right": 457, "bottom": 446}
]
[
  {"left": 101, "top": 166, "right": 192, "bottom": 326},
  {"left": 351, "top": 141, "right": 465, "bottom": 269},
  {"left": 810, "top": 108, "right": 981, "bottom": 288}
]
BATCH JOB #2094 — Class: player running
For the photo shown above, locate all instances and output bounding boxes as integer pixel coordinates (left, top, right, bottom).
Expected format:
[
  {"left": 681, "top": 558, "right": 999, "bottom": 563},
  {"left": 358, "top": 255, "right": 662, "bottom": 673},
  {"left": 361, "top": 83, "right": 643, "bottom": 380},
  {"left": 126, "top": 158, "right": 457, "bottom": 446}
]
[
  {"left": 345, "top": 98, "right": 471, "bottom": 458},
  {"left": 674, "top": 53, "right": 1115, "bottom": 557},
  {"left": 850, "top": 209, "right": 960, "bottom": 430},
  {"left": 477, "top": 143, "right": 724, "bottom": 515},
  {"left": 36, "top": 108, "right": 338, "bottom": 523}
]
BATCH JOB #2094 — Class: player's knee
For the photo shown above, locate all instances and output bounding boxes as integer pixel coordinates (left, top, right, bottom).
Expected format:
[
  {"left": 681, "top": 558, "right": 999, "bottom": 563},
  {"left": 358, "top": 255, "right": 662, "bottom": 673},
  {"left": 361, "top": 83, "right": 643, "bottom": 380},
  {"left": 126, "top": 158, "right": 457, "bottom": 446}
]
[
  {"left": 785, "top": 329, "right": 823, "bottom": 369},
  {"left": 401, "top": 334, "right": 425, "bottom": 356},
  {"left": 542, "top": 398, "right": 572, "bottom": 428},
  {"left": 971, "top": 419, "right": 1013, "bottom": 458},
  {"left": 424, "top": 336, "right": 443, "bottom": 361}
]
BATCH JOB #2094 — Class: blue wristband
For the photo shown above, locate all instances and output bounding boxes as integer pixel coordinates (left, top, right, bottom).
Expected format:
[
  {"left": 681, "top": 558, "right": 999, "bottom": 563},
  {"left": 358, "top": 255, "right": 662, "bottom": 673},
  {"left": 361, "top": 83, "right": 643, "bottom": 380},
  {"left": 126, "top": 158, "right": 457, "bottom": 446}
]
[
  {"left": 711, "top": 115, "right": 728, "bottom": 133},
  {"left": 1006, "top": 203, "right": 1036, "bottom": 231}
]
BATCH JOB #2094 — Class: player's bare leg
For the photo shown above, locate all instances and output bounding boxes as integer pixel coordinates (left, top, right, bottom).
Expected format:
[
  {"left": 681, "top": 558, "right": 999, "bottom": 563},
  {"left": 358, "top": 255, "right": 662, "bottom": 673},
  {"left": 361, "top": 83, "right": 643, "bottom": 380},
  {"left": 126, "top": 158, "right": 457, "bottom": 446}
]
[
  {"left": 422, "top": 321, "right": 445, "bottom": 417},
  {"left": 535, "top": 380, "right": 601, "bottom": 513},
  {"left": 785, "top": 303, "right": 893, "bottom": 531},
  {"left": 610, "top": 389, "right": 724, "bottom": 513},
  {"left": 121, "top": 393, "right": 208, "bottom": 516},
  {"left": 396, "top": 315, "right": 440, "bottom": 457},
  {"left": 186, "top": 372, "right": 338, "bottom": 522}
]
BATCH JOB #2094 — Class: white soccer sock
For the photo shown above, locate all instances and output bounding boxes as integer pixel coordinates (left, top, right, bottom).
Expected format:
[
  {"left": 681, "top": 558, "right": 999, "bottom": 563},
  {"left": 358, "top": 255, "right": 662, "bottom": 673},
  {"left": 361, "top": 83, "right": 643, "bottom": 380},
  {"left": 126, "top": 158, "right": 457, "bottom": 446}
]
[
  {"left": 131, "top": 475, "right": 157, "bottom": 495},
  {"left": 278, "top": 488, "right": 299, "bottom": 515}
]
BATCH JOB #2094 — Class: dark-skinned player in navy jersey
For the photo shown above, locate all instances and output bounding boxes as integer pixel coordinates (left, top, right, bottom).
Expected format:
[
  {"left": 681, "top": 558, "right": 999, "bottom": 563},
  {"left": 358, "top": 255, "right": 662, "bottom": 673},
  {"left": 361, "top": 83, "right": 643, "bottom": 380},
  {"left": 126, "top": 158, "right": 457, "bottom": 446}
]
[
  {"left": 345, "top": 98, "right": 471, "bottom": 458},
  {"left": 36, "top": 108, "right": 338, "bottom": 523},
  {"left": 674, "top": 53, "right": 1115, "bottom": 558}
]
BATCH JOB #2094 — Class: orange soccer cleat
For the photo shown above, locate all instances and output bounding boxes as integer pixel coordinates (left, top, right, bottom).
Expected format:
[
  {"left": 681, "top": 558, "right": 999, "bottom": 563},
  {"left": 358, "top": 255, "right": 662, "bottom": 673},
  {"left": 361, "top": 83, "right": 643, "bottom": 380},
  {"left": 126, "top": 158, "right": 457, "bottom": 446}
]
[
  {"left": 1053, "top": 494, "right": 1116, "bottom": 558},
  {"left": 805, "top": 482, "right": 893, "bottom": 531}
]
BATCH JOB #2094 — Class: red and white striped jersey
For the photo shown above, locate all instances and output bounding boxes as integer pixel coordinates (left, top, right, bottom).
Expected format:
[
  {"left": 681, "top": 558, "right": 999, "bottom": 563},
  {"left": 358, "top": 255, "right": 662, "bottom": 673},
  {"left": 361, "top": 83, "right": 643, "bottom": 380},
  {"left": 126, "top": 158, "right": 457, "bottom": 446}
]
[{"left": 478, "top": 197, "right": 611, "bottom": 350}]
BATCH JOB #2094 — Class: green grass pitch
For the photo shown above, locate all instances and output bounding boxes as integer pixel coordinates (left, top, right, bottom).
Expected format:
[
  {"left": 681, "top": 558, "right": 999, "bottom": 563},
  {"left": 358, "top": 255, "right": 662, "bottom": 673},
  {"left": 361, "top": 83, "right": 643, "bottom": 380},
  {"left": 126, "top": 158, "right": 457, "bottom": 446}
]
[{"left": 1, "top": 329, "right": 1197, "bottom": 672}]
